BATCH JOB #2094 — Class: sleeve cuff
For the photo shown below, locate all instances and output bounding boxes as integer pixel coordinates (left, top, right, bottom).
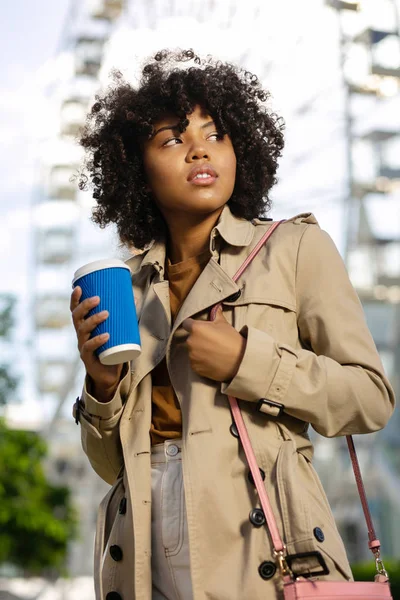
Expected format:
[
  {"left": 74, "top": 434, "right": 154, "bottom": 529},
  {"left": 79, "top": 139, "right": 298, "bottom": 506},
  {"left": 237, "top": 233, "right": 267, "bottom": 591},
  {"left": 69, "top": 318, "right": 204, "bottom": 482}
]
[
  {"left": 221, "top": 326, "right": 278, "bottom": 401},
  {"left": 81, "top": 363, "right": 131, "bottom": 419},
  {"left": 221, "top": 326, "right": 299, "bottom": 414}
]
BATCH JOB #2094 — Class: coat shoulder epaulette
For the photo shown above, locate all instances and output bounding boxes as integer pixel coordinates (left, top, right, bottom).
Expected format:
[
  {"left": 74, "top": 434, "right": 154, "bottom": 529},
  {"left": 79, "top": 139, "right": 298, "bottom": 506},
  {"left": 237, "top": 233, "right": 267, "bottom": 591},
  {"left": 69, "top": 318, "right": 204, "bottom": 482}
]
[
  {"left": 124, "top": 249, "right": 148, "bottom": 273},
  {"left": 252, "top": 212, "right": 319, "bottom": 227},
  {"left": 284, "top": 212, "right": 319, "bottom": 226},
  {"left": 251, "top": 216, "right": 273, "bottom": 225}
]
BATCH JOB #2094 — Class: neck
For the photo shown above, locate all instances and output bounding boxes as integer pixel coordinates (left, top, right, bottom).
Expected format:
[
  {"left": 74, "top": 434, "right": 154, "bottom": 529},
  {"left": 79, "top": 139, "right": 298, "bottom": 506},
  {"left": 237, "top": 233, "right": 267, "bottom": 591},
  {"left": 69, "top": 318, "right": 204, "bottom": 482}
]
[{"left": 165, "top": 205, "right": 225, "bottom": 264}]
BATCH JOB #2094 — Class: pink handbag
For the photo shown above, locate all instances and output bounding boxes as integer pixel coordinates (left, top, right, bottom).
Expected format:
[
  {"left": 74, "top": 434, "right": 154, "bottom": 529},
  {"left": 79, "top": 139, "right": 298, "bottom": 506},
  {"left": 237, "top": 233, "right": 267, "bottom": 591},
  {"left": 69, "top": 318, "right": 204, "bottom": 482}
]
[{"left": 208, "top": 220, "right": 393, "bottom": 599}]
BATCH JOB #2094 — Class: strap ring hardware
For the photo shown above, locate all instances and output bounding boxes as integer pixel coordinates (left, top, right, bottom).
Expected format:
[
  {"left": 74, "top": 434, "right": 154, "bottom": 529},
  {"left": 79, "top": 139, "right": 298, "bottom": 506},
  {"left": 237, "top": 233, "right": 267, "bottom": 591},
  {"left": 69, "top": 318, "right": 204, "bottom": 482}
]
[
  {"left": 273, "top": 548, "right": 292, "bottom": 577},
  {"left": 375, "top": 553, "right": 388, "bottom": 577}
]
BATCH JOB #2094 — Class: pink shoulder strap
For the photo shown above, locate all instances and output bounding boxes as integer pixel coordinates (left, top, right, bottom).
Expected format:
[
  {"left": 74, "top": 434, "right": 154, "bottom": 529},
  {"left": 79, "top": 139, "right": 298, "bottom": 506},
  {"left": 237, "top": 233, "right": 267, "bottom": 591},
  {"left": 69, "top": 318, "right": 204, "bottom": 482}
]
[{"left": 209, "top": 219, "right": 384, "bottom": 567}]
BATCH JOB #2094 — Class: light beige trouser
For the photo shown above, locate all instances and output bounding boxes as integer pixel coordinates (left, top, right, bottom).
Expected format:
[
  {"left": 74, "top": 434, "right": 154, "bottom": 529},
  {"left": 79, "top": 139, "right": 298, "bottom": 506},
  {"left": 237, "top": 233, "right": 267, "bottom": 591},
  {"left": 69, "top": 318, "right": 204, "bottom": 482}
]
[{"left": 151, "top": 438, "right": 194, "bottom": 600}]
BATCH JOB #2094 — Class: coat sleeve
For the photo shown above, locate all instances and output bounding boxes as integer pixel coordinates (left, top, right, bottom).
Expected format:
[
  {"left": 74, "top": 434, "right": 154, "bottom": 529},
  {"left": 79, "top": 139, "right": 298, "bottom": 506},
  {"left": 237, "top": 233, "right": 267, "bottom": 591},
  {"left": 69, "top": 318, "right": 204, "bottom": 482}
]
[
  {"left": 221, "top": 223, "right": 395, "bottom": 437},
  {"left": 73, "top": 363, "right": 131, "bottom": 484}
]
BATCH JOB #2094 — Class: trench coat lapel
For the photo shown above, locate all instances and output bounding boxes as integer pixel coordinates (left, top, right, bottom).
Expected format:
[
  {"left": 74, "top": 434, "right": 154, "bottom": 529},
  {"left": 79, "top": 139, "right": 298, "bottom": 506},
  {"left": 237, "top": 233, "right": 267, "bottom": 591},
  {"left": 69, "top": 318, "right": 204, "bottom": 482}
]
[
  {"left": 169, "top": 204, "right": 257, "bottom": 333},
  {"left": 125, "top": 204, "right": 259, "bottom": 393},
  {"left": 170, "top": 259, "right": 241, "bottom": 333},
  {"left": 128, "top": 281, "right": 170, "bottom": 389},
  {"left": 131, "top": 203, "right": 257, "bottom": 329}
]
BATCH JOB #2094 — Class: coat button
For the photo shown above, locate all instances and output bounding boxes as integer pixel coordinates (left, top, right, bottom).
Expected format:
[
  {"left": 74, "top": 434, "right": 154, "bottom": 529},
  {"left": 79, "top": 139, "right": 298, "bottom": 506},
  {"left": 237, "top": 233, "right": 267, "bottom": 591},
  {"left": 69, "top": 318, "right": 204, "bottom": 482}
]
[
  {"left": 248, "top": 468, "right": 266, "bottom": 486},
  {"left": 119, "top": 497, "right": 127, "bottom": 515},
  {"left": 166, "top": 444, "right": 179, "bottom": 457},
  {"left": 313, "top": 527, "right": 325, "bottom": 542},
  {"left": 106, "top": 593, "right": 122, "bottom": 600},
  {"left": 230, "top": 422, "right": 239, "bottom": 438},
  {"left": 224, "top": 289, "right": 242, "bottom": 303},
  {"left": 110, "top": 545, "right": 123, "bottom": 561},
  {"left": 258, "top": 561, "right": 276, "bottom": 580},
  {"left": 249, "top": 508, "right": 266, "bottom": 527}
]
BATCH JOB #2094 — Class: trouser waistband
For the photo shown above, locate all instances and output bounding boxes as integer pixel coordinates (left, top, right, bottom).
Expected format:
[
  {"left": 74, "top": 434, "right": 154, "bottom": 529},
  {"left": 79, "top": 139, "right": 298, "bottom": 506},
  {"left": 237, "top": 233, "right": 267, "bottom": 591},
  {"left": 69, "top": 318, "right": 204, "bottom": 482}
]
[{"left": 151, "top": 438, "right": 182, "bottom": 463}]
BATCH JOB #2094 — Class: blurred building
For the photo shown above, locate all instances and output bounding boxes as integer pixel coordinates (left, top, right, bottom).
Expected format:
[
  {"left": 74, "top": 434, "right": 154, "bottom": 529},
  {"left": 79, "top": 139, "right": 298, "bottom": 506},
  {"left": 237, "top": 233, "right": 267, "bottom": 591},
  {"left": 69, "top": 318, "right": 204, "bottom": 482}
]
[
  {"left": 7, "top": 0, "right": 400, "bottom": 581},
  {"left": 314, "top": 0, "right": 400, "bottom": 563},
  {"left": 27, "top": 0, "right": 127, "bottom": 580}
]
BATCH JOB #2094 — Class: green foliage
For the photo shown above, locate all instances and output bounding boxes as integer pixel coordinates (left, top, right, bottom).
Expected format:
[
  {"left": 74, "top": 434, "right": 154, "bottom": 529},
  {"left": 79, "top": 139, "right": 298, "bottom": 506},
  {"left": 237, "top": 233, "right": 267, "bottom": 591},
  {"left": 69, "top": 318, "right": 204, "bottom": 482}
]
[
  {"left": 0, "top": 294, "right": 15, "bottom": 339},
  {"left": 0, "top": 418, "right": 77, "bottom": 574},
  {"left": 0, "top": 365, "right": 17, "bottom": 406},
  {"left": 352, "top": 560, "right": 400, "bottom": 599},
  {"left": 0, "top": 295, "right": 76, "bottom": 574},
  {"left": 0, "top": 294, "right": 18, "bottom": 405}
]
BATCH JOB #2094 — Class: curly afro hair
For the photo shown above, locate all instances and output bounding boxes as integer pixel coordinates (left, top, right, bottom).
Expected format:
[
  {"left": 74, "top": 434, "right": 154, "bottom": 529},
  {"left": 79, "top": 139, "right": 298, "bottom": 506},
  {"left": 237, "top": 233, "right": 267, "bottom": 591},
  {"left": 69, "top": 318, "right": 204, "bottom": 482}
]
[{"left": 78, "top": 48, "right": 285, "bottom": 251}]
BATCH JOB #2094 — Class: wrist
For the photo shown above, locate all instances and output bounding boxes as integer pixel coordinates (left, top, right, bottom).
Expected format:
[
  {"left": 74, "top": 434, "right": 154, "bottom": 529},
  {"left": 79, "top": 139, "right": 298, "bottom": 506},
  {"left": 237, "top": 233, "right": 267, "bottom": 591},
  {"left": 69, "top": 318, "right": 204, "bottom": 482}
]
[
  {"left": 225, "top": 335, "right": 246, "bottom": 383},
  {"left": 89, "top": 377, "right": 120, "bottom": 404},
  {"left": 93, "top": 385, "right": 118, "bottom": 403}
]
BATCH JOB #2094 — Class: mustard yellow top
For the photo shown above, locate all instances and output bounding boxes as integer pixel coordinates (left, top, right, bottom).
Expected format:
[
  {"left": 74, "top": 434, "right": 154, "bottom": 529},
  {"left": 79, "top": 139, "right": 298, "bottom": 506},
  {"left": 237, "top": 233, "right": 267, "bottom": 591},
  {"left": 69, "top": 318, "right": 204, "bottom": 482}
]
[{"left": 150, "top": 248, "right": 211, "bottom": 445}]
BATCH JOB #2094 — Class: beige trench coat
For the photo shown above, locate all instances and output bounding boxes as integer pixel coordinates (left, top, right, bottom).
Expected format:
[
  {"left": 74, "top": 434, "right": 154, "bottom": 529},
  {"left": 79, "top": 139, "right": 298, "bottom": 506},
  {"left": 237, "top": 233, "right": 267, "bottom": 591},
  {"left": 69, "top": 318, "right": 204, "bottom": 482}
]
[{"left": 75, "top": 204, "right": 395, "bottom": 600}]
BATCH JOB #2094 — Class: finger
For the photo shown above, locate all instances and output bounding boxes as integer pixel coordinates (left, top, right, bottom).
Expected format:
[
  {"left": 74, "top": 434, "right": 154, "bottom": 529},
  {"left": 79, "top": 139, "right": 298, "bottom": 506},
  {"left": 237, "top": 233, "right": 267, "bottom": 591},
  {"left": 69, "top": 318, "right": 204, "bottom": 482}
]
[
  {"left": 72, "top": 295, "right": 100, "bottom": 329},
  {"left": 70, "top": 286, "right": 82, "bottom": 312},
  {"left": 77, "top": 310, "right": 109, "bottom": 348},
  {"left": 80, "top": 332, "right": 110, "bottom": 360}
]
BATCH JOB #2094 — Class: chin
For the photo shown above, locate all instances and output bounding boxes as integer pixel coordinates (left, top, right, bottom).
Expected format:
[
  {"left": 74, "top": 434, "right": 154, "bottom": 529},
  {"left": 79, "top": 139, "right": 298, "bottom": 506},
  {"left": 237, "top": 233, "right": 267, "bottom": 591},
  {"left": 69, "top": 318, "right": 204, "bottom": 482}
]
[{"left": 195, "top": 200, "right": 227, "bottom": 213}]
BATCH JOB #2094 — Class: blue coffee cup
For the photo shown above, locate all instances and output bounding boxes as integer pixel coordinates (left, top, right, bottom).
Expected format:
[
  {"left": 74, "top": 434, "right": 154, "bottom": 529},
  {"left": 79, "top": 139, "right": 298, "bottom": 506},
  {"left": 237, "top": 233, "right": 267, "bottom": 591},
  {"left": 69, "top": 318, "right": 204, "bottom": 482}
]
[{"left": 72, "top": 258, "right": 141, "bottom": 365}]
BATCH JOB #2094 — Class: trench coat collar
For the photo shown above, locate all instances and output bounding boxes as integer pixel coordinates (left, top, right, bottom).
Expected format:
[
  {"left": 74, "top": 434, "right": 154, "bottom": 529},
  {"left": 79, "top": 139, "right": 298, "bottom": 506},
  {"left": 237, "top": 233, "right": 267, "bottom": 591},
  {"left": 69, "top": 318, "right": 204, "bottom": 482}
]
[{"left": 134, "top": 203, "right": 255, "bottom": 276}]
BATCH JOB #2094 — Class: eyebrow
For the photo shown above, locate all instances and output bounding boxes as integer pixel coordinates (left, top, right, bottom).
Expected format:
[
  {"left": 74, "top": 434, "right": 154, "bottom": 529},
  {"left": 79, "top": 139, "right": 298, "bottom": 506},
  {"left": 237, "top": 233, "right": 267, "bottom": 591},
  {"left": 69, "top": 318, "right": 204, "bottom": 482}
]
[{"left": 152, "top": 119, "right": 215, "bottom": 138}]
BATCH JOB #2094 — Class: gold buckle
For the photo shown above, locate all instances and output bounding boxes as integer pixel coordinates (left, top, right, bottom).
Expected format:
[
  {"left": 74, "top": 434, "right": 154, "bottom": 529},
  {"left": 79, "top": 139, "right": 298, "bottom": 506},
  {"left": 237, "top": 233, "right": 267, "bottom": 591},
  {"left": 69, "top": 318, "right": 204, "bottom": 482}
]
[{"left": 273, "top": 547, "right": 293, "bottom": 577}]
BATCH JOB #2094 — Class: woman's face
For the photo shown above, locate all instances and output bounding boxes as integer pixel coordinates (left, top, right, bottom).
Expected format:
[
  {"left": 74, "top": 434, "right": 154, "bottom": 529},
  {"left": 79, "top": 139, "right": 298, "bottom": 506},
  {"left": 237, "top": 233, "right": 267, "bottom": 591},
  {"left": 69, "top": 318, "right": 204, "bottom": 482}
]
[{"left": 142, "top": 105, "right": 237, "bottom": 222}]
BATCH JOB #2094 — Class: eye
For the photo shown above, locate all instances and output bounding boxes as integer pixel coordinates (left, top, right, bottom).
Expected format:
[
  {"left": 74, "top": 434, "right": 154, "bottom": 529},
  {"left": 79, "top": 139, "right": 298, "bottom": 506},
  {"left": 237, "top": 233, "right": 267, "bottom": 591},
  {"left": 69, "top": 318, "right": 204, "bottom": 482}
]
[
  {"left": 208, "top": 132, "right": 224, "bottom": 141},
  {"left": 163, "top": 137, "right": 182, "bottom": 147}
]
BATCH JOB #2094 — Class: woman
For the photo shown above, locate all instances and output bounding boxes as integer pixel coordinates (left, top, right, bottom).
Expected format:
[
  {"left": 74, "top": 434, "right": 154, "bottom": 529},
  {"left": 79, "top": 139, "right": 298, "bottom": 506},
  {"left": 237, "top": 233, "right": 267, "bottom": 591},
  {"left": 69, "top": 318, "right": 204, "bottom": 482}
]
[{"left": 70, "top": 49, "right": 395, "bottom": 600}]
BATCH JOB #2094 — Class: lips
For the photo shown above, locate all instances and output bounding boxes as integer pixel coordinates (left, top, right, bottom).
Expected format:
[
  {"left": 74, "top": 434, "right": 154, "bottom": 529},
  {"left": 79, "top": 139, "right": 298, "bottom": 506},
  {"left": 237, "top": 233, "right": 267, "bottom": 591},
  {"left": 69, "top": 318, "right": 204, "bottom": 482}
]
[{"left": 187, "top": 164, "right": 218, "bottom": 182}]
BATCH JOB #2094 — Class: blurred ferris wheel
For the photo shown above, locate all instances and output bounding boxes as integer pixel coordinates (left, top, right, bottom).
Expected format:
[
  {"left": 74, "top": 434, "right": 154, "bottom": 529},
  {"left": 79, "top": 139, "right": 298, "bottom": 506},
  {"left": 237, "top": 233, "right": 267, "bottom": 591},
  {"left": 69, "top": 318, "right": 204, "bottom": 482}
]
[
  {"left": 33, "top": 0, "right": 400, "bottom": 430},
  {"left": 28, "top": 0, "right": 400, "bottom": 571}
]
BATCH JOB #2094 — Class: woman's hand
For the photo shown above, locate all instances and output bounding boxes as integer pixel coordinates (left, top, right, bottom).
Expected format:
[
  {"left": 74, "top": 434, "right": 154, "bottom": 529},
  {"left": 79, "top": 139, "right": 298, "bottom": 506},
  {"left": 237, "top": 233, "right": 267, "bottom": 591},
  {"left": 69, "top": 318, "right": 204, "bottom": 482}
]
[
  {"left": 70, "top": 286, "right": 124, "bottom": 402},
  {"left": 181, "top": 305, "right": 246, "bottom": 383}
]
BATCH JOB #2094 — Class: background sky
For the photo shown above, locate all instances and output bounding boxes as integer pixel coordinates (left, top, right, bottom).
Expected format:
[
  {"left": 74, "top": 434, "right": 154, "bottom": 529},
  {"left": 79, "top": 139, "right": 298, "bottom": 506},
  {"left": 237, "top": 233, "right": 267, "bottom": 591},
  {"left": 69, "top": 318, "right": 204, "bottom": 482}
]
[
  {"left": 2, "top": 0, "right": 399, "bottom": 422},
  {"left": 1, "top": 0, "right": 70, "bottom": 292},
  {"left": 0, "top": 0, "right": 357, "bottom": 422},
  {"left": 0, "top": 0, "right": 348, "bottom": 300},
  {"left": 1, "top": 5, "right": 399, "bottom": 587},
  {"left": 1, "top": 0, "right": 78, "bottom": 423}
]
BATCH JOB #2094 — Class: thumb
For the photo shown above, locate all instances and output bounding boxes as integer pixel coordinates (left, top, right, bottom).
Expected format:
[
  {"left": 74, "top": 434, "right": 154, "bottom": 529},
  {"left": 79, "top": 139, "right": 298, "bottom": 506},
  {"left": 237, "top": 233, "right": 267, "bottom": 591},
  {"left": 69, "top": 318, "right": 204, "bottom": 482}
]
[{"left": 181, "top": 317, "right": 194, "bottom": 333}]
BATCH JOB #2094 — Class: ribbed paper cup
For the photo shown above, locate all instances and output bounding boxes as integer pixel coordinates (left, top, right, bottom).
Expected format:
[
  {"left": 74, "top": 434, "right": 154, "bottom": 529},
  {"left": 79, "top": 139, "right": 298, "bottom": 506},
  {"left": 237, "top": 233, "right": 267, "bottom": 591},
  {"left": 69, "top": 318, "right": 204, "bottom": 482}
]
[{"left": 72, "top": 258, "right": 141, "bottom": 365}]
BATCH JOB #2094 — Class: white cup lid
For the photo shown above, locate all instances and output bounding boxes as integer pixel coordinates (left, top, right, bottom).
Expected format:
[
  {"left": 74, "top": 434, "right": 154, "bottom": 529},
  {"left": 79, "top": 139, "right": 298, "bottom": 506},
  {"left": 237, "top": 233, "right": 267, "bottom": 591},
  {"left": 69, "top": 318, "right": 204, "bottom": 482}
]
[
  {"left": 99, "top": 344, "right": 141, "bottom": 365},
  {"left": 72, "top": 258, "right": 131, "bottom": 286}
]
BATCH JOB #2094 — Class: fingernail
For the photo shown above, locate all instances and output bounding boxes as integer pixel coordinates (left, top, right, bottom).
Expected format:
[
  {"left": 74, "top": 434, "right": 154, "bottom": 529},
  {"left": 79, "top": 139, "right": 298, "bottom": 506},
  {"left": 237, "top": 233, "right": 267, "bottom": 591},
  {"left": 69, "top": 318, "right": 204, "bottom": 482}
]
[{"left": 100, "top": 333, "right": 109, "bottom": 339}]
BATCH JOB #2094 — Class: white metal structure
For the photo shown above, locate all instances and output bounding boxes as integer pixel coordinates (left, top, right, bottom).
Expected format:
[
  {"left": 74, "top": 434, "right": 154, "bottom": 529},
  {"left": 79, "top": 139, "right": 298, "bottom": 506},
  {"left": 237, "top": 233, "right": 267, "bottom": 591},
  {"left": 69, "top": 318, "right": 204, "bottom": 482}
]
[
  {"left": 27, "top": 0, "right": 400, "bottom": 576},
  {"left": 30, "top": 0, "right": 126, "bottom": 577},
  {"left": 320, "top": 0, "right": 400, "bottom": 562}
]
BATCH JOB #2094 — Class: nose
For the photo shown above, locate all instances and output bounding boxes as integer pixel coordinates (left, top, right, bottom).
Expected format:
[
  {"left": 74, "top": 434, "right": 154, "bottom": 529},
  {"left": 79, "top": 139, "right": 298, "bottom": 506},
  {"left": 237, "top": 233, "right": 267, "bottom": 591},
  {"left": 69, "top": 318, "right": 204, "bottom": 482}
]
[{"left": 186, "top": 140, "right": 209, "bottom": 162}]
